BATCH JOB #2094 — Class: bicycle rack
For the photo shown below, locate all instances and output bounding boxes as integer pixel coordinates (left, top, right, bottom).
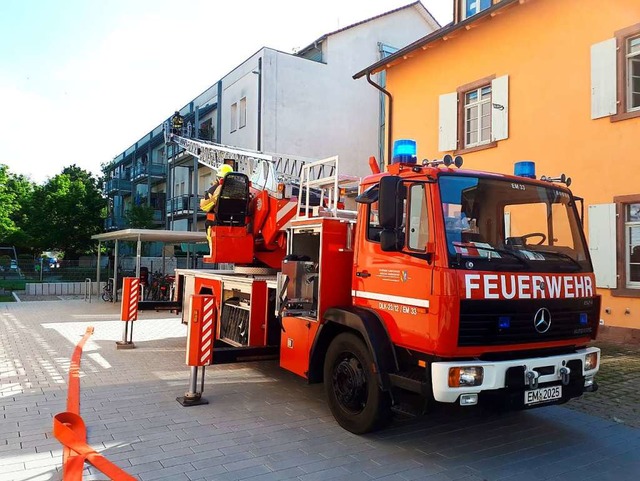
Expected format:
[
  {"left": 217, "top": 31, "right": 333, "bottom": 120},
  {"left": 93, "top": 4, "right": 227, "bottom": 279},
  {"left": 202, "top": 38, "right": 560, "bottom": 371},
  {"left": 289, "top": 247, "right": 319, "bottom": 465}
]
[{"left": 84, "top": 278, "right": 92, "bottom": 303}]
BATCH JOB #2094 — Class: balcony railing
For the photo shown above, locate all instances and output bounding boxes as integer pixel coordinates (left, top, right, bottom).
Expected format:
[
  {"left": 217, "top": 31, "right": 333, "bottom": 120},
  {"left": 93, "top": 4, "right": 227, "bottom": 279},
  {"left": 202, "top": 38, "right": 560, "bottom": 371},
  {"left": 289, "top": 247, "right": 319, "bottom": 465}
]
[
  {"left": 166, "top": 195, "right": 203, "bottom": 216},
  {"left": 132, "top": 163, "right": 166, "bottom": 182},
  {"left": 105, "top": 216, "right": 127, "bottom": 231},
  {"left": 104, "top": 177, "right": 132, "bottom": 194},
  {"left": 152, "top": 209, "right": 165, "bottom": 223}
]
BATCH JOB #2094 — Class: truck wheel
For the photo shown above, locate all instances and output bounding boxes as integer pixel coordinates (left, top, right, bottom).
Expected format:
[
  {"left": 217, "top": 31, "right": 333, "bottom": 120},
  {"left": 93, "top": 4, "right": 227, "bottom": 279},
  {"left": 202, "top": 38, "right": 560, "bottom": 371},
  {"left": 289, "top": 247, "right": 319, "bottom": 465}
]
[{"left": 324, "top": 332, "right": 390, "bottom": 434}]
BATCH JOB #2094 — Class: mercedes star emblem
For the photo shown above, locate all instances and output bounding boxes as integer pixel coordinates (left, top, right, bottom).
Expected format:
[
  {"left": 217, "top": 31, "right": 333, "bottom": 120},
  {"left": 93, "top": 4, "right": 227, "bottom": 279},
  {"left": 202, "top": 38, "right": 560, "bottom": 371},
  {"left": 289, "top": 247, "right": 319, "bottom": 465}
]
[{"left": 533, "top": 307, "right": 552, "bottom": 334}]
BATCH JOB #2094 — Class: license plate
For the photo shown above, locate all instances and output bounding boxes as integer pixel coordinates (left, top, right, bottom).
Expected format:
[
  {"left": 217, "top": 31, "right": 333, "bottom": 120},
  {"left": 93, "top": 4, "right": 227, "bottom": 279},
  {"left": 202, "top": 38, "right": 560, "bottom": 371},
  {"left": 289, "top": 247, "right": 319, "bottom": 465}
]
[{"left": 524, "top": 385, "right": 562, "bottom": 405}]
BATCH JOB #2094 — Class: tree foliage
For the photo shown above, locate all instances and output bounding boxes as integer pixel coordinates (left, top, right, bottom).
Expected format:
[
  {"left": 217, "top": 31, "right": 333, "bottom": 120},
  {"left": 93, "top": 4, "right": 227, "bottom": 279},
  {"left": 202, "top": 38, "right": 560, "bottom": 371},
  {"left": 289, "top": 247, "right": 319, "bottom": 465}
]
[
  {"left": 0, "top": 165, "right": 17, "bottom": 238},
  {"left": 0, "top": 164, "right": 34, "bottom": 247},
  {"left": 125, "top": 204, "right": 156, "bottom": 229},
  {"left": 0, "top": 164, "right": 106, "bottom": 258}
]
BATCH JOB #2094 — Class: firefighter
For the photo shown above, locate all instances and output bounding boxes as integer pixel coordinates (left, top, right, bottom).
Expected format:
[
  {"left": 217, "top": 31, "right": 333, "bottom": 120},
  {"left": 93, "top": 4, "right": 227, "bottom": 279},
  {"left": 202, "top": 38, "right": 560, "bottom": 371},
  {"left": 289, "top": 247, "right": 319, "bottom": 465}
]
[
  {"left": 171, "top": 111, "right": 184, "bottom": 134},
  {"left": 201, "top": 164, "right": 234, "bottom": 254}
]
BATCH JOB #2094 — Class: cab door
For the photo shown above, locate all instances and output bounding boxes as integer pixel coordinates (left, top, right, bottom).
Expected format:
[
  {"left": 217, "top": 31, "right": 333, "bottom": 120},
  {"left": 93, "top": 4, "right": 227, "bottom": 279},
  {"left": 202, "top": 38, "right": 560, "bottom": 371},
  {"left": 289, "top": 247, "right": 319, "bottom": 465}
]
[{"left": 353, "top": 179, "right": 435, "bottom": 351}]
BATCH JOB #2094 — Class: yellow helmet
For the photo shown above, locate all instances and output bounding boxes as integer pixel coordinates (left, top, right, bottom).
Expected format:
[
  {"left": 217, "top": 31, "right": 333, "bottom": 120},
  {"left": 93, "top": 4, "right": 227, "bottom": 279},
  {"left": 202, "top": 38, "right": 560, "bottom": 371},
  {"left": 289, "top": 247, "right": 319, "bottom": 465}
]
[{"left": 217, "top": 164, "right": 233, "bottom": 178}]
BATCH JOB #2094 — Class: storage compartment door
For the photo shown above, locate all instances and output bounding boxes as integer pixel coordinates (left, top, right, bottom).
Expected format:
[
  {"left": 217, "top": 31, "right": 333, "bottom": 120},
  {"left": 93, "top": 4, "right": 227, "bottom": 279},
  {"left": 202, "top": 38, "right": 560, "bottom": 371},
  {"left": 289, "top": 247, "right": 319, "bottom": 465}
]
[{"left": 280, "top": 316, "right": 312, "bottom": 379}]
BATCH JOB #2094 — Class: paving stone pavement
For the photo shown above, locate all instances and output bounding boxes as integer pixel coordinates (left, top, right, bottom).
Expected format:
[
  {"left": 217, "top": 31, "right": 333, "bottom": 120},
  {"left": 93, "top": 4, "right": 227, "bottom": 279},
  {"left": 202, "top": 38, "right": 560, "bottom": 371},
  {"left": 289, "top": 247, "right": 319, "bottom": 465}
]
[{"left": 1, "top": 299, "right": 639, "bottom": 481}]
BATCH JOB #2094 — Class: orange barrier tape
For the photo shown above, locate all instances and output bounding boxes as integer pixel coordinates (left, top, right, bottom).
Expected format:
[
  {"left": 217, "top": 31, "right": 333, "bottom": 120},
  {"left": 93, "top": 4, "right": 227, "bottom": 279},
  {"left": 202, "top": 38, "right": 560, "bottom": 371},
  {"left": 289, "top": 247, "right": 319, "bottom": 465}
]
[{"left": 53, "top": 327, "right": 136, "bottom": 480}]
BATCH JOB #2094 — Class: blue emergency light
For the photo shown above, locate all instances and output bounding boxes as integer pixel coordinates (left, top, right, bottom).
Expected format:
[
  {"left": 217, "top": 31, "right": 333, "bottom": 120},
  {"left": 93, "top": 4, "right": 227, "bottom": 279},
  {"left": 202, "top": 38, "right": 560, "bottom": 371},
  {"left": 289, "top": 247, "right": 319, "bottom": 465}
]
[
  {"left": 514, "top": 161, "right": 536, "bottom": 179},
  {"left": 579, "top": 313, "right": 588, "bottom": 325},
  {"left": 392, "top": 139, "right": 417, "bottom": 164},
  {"left": 498, "top": 316, "right": 511, "bottom": 329}
]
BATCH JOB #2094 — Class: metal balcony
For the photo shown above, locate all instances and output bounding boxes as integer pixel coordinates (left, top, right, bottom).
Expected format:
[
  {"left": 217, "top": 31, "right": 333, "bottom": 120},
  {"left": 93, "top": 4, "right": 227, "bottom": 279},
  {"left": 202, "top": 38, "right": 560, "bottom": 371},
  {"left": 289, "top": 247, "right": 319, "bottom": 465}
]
[
  {"left": 132, "top": 163, "right": 166, "bottom": 183},
  {"left": 104, "top": 177, "right": 132, "bottom": 194},
  {"left": 166, "top": 195, "right": 203, "bottom": 217},
  {"left": 105, "top": 216, "right": 127, "bottom": 231}
]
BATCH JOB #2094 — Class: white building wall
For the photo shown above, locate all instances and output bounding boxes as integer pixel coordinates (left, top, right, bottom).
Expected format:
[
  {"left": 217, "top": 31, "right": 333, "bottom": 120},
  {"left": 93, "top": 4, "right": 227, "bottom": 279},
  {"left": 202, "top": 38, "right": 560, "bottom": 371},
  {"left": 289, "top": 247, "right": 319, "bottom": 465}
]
[
  {"left": 216, "top": 6, "right": 436, "bottom": 180},
  {"left": 221, "top": 51, "right": 262, "bottom": 150},
  {"left": 262, "top": 7, "right": 437, "bottom": 179}
]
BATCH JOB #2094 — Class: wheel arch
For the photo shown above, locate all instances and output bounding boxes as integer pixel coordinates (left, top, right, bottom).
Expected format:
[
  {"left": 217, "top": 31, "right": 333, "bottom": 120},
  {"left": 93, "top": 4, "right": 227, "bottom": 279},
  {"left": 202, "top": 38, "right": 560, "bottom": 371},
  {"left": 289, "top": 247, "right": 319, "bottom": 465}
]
[{"left": 308, "top": 306, "right": 398, "bottom": 390}]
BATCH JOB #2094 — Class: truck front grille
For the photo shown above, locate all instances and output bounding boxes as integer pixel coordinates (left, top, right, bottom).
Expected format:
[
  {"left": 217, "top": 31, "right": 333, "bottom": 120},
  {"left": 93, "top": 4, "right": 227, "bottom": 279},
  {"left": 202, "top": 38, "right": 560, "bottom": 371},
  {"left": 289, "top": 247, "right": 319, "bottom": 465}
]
[{"left": 458, "top": 297, "right": 600, "bottom": 347}]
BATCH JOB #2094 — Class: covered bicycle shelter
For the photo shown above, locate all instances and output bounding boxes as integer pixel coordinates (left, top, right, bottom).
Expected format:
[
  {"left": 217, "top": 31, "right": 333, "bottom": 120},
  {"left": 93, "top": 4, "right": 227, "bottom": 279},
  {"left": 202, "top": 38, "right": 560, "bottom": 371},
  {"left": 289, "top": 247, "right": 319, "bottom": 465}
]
[{"left": 91, "top": 229, "right": 207, "bottom": 301}]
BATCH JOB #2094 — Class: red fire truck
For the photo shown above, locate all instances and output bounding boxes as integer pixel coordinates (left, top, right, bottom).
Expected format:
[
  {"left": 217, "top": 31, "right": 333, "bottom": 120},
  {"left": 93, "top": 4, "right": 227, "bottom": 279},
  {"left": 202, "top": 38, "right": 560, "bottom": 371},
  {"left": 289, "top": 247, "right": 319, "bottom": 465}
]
[{"left": 172, "top": 133, "right": 600, "bottom": 434}]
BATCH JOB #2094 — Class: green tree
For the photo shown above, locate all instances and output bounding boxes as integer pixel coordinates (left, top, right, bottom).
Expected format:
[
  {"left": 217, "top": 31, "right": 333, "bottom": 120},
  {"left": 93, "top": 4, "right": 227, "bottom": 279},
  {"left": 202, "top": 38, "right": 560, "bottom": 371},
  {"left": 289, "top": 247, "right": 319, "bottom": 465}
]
[
  {"left": 27, "top": 165, "right": 106, "bottom": 258},
  {"left": 124, "top": 204, "right": 155, "bottom": 229},
  {"left": 3, "top": 171, "right": 35, "bottom": 252},
  {"left": 0, "top": 164, "right": 19, "bottom": 241}
]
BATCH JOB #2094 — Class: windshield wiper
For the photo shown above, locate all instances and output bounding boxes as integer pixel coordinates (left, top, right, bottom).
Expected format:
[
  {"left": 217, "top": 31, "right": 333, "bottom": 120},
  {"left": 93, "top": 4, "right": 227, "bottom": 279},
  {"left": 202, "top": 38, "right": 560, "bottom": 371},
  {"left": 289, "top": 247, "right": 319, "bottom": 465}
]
[
  {"left": 451, "top": 242, "right": 531, "bottom": 268},
  {"left": 531, "top": 249, "right": 584, "bottom": 271}
]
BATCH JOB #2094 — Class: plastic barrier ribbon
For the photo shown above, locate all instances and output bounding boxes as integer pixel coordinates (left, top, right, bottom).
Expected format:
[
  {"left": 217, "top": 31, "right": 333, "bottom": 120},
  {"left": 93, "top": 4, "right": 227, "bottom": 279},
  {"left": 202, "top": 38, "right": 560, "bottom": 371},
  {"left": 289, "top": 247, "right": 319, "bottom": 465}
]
[{"left": 53, "top": 327, "right": 135, "bottom": 480}]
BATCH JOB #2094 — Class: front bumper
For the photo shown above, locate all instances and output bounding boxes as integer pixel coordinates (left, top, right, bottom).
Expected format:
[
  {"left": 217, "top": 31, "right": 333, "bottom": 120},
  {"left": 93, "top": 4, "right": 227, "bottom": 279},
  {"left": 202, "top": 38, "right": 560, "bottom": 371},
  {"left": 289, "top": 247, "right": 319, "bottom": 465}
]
[{"left": 431, "top": 347, "right": 600, "bottom": 404}]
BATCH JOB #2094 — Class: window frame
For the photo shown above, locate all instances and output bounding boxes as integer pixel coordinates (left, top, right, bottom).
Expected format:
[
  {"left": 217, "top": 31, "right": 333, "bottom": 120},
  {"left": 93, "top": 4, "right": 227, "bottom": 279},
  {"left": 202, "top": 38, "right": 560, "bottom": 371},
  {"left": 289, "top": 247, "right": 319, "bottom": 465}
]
[
  {"left": 239, "top": 97, "right": 247, "bottom": 129},
  {"left": 460, "top": 0, "right": 493, "bottom": 21},
  {"left": 230, "top": 102, "right": 238, "bottom": 133},
  {"left": 613, "top": 194, "right": 640, "bottom": 297},
  {"left": 456, "top": 75, "right": 497, "bottom": 154},
  {"left": 612, "top": 23, "right": 640, "bottom": 122}
]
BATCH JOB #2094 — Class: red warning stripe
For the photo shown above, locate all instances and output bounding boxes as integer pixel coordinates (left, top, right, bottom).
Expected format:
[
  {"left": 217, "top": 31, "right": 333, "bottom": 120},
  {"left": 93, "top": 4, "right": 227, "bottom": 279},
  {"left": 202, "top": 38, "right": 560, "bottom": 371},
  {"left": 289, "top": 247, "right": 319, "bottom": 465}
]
[{"left": 53, "top": 327, "right": 136, "bottom": 480}]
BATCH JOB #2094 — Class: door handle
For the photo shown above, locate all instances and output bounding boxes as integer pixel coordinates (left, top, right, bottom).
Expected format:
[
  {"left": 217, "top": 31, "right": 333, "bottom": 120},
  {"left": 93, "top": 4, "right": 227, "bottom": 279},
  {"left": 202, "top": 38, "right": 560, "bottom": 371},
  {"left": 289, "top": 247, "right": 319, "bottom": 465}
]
[{"left": 356, "top": 270, "right": 371, "bottom": 278}]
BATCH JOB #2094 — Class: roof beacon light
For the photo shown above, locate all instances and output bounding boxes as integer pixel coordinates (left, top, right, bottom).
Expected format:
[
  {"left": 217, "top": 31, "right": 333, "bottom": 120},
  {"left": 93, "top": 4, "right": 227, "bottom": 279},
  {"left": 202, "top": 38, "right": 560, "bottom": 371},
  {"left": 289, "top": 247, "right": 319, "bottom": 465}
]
[
  {"left": 514, "top": 161, "right": 536, "bottom": 179},
  {"left": 392, "top": 139, "right": 417, "bottom": 165}
]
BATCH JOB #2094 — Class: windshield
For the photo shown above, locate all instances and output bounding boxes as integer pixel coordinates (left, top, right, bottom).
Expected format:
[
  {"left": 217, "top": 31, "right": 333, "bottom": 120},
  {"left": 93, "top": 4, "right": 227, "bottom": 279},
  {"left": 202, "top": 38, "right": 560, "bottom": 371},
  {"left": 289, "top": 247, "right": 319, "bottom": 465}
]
[{"left": 438, "top": 174, "right": 590, "bottom": 272}]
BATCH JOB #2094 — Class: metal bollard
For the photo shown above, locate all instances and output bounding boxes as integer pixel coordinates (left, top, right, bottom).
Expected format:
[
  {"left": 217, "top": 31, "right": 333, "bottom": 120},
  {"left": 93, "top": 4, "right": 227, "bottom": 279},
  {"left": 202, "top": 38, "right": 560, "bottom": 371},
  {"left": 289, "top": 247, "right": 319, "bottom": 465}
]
[{"left": 84, "top": 278, "right": 92, "bottom": 303}]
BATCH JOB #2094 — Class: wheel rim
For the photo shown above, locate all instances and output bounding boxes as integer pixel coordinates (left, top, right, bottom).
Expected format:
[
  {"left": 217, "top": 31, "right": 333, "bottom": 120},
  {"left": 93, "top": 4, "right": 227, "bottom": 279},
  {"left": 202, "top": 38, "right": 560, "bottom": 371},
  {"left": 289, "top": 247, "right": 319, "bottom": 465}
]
[{"left": 332, "top": 352, "right": 368, "bottom": 414}]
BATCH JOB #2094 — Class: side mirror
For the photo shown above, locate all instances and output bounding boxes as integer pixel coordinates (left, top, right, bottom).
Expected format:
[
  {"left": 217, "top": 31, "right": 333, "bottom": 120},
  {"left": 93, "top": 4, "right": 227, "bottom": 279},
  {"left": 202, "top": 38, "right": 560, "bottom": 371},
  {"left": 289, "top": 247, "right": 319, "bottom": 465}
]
[
  {"left": 378, "top": 176, "right": 404, "bottom": 251},
  {"left": 380, "top": 230, "right": 403, "bottom": 252},
  {"left": 379, "top": 176, "right": 400, "bottom": 229}
]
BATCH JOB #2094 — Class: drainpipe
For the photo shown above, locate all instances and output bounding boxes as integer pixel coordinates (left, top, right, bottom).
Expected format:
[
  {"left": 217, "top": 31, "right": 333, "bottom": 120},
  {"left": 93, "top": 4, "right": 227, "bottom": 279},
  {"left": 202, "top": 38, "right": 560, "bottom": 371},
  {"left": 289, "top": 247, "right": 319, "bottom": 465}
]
[
  {"left": 193, "top": 106, "right": 200, "bottom": 231},
  {"left": 257, "top": 57, "right": 262, "bottom": 151},
  {"left": 366, "top": 71, "right": 393, "bottom": 168}
]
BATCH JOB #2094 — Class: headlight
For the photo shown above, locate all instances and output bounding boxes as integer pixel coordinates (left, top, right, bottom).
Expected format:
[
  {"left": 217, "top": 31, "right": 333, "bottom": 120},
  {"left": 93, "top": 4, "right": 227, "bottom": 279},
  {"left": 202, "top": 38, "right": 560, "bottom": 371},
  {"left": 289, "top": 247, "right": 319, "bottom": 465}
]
[
  {"left": 448, "top": 366, "right": 484, "bottom": 387},
  {"left": 585, "top": 352, "right": 599, "bottom": 371}
]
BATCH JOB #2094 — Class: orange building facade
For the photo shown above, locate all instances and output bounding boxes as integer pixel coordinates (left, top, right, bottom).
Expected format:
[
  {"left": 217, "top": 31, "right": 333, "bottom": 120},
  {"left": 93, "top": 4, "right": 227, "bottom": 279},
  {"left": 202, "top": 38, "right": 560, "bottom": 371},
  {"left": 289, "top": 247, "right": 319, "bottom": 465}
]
[{"left": 356, "top": 0, "right": 640, "bottom": 338}]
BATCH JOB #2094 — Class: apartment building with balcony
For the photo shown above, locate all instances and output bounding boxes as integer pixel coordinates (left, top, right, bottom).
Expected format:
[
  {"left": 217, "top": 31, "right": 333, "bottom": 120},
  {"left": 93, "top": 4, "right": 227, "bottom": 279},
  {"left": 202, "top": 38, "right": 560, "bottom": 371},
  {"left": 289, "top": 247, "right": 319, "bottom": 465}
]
[{"left": 103, "top": 2, "right": 439, "bottom": 239}]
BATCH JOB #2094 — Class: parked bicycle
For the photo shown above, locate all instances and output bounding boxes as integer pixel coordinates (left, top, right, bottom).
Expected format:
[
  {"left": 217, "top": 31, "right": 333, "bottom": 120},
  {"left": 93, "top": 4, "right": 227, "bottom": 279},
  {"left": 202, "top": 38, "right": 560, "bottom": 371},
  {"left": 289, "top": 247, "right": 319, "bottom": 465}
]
[
  {"left": 102, "top": 278, "right": 114, "bottom": 302},
  {"left": 144, "top": 272, "right": 175, "bottom": 301}
]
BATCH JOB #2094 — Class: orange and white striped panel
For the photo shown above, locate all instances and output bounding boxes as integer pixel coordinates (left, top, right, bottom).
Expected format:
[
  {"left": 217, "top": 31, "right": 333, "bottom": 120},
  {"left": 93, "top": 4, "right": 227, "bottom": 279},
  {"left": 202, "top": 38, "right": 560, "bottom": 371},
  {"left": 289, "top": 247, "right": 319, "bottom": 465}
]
[
  {"left": 120, "top": 278, "right": 140, "bottom": 322},
  {"left": 186, "top": 295, "right": 216, "bottom": 366},
  {"left": 199, "top": 297, "right": 215, "bottom": 365}
]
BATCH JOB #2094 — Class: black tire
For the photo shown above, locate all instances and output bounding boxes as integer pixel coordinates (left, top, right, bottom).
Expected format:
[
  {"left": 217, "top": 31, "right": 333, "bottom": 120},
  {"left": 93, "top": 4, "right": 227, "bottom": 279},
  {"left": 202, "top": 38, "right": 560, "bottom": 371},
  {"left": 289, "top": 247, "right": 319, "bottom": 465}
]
[
  {"left": 101, "top": 291, "right": 111, "bottom": 302},
  {"left": 324, "top": 332, "right": 390, "bottom": 434}
]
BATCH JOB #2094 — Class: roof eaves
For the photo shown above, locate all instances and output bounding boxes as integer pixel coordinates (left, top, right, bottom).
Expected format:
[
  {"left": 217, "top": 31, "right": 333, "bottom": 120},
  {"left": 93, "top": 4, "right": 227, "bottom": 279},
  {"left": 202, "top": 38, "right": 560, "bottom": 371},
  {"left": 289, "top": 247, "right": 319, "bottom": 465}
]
[
  {"left": 296, "top": 1, "right": 421, "bottom": 57},
  {"left": 353, "top": 0, "right": 521, "bottom": 79}
]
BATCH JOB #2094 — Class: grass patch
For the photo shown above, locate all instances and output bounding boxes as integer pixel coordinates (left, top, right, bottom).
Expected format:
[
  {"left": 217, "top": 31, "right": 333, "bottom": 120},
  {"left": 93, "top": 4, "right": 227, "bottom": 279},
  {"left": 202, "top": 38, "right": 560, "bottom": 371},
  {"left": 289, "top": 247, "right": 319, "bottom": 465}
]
[
  {"left": 0, "top": 279, "right": 26, "bottom": 290},
  {"left": 0, "top": 295, "right": 14, "bottom": 302}
]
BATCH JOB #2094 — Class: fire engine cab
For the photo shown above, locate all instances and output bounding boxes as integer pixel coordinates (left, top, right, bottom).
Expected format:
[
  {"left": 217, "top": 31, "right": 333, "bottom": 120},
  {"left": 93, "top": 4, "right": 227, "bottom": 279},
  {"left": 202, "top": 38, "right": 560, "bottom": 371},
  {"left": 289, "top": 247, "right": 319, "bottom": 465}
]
[{"left": 174, "top": 134, "right": 601, "bottom": 434}]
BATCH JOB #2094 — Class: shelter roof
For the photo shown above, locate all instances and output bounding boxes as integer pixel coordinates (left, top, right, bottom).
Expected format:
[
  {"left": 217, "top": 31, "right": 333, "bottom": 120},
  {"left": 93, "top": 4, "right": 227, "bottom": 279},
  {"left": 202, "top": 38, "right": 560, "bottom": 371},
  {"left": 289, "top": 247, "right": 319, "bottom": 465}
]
[{"left": 91, "top": 229, "right": 207, "bottom": 243}]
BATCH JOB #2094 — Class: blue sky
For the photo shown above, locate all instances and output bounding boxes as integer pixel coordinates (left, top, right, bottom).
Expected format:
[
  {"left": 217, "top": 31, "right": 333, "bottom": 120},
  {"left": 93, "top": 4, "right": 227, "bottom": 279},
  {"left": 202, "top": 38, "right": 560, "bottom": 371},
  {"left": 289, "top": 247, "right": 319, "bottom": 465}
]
[{"left": 0, "top": 0, "right": 452, "bottom": 183}]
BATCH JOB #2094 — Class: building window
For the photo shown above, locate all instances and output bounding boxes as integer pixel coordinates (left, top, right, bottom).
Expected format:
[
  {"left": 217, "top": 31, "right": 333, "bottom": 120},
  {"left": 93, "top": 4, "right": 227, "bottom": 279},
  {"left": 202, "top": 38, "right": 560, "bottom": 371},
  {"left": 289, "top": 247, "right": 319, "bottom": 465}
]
[
  {"left": 230, "top": 103, "right": 237, "bottom": 133},
  {"left": 625, "top": 34, "right": 640, "bottom": 112},
  {"left": 239, "top": 97, "right": 247, "bottom": 128},
  {"left": 610, "top": 195, "right": 640, "bottom": 297},
  {"left": 593, "top": 24, "right": 640, "bottom": 121},
  {"left": 463, "top": 85, "right": 492, "bottom": 148},
  {"left": 462, "top": 0, "right": 492, "bottom": 20},
  {"left": 624, "top": 201, "right": 640, "bottom": 288},
  {"left": 438, "top": 74, "right": 508, "bottom": 153},
  {"left": 199, "top": 118, "right": 213, "bottom": 141}
]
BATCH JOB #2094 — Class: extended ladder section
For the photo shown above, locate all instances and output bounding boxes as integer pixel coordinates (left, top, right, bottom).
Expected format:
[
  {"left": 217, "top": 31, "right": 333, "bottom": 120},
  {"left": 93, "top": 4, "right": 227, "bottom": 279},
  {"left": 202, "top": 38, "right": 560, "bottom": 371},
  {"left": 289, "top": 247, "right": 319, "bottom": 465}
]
[
  {"left": 296, "top": 156, "right": 359, "bottom": 219},
  {"left": 165, "top": 126, "right": 332, "bottom": 195}
]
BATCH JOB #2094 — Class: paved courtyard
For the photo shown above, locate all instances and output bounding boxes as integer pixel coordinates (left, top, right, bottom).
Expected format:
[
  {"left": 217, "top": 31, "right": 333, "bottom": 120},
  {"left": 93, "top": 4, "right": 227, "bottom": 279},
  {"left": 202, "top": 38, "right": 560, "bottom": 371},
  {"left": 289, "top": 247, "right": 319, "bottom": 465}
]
[{"left": 1, "top": 299, "right": 639, "bottom": 481}]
